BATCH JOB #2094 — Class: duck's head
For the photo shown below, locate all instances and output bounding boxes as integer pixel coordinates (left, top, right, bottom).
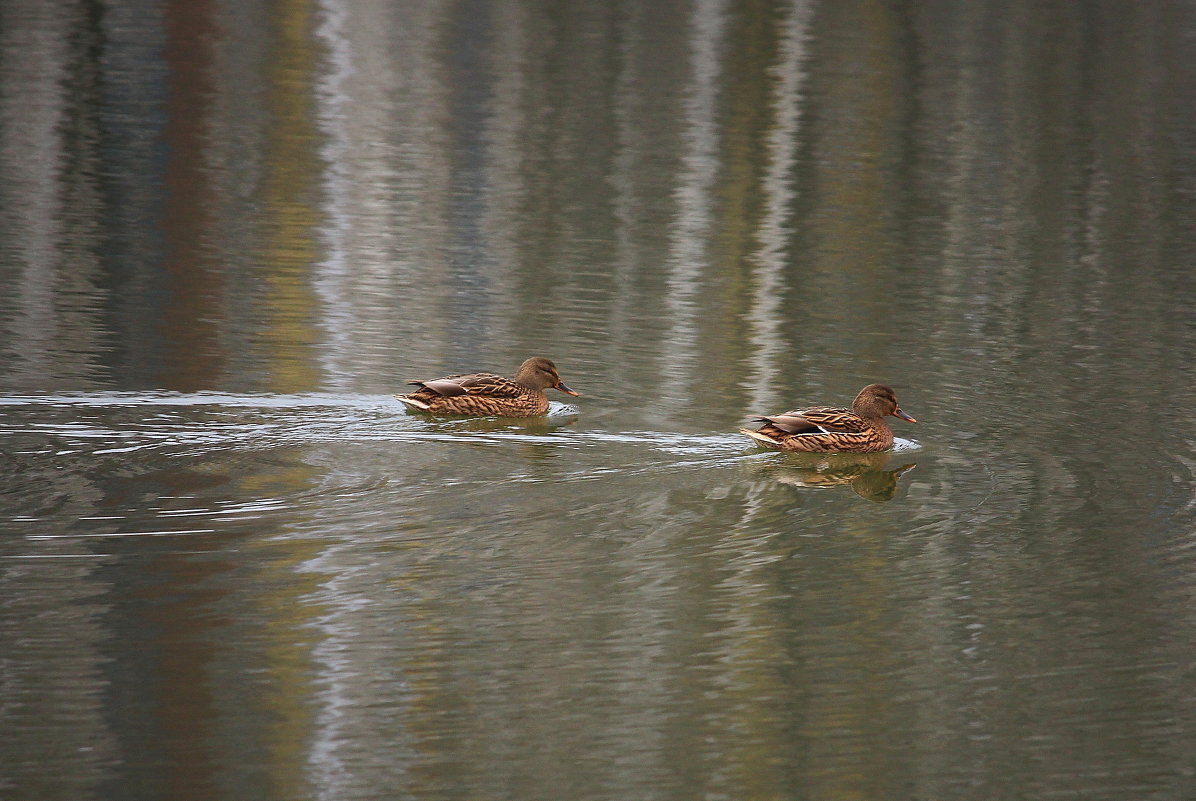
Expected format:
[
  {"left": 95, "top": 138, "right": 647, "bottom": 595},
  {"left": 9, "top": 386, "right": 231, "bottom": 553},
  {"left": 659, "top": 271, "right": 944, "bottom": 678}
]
[
  {"left": 515, "top": 357, "right": 579, "bottom": 396},
  {"left": 854, "top": 384, "right": 916, "bottom": 423}
]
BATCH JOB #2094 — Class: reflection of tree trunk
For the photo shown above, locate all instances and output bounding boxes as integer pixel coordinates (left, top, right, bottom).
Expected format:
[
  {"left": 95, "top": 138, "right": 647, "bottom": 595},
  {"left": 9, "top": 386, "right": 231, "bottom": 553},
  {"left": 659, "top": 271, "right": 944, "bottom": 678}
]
[
  {"left": 743, "top": 1, "right": 811, "bottom": 414},
  {"left": 658, "top": 0, "right": 727, "bottom": 405},
  {"left": 0, "top": 0, "right": 105, "bottom": 391},
  {"left": 257, "top": 0, "right": 325, "bottom": 395},
  {"left": 162, "top": 0, "right": 224, "bottom": 392}
]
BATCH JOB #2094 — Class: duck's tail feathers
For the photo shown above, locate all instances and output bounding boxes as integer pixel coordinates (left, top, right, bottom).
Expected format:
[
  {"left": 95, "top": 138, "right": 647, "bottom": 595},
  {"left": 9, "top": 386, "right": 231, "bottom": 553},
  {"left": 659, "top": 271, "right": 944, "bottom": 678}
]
[
  {"left": 395, "top": 395, "right": 431, "bottom": 411},
  {"left": 739, "top": 428, "right": 781, "bottom": 448}
]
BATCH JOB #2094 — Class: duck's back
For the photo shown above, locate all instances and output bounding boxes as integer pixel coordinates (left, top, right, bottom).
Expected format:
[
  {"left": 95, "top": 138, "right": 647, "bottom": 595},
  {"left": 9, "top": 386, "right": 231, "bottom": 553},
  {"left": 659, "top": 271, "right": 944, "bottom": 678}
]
[
  {"left": 791, "top": 405, "right": 871, "bottom": 432},
  {"left": 415, "top": 372, "right": 524, "bottom": 398},
  {"left": 400, "top": 372, "right": 547, "bottom": 415},
  {"left": 759, "top": 406, "right": 868, "bottom": 436}
]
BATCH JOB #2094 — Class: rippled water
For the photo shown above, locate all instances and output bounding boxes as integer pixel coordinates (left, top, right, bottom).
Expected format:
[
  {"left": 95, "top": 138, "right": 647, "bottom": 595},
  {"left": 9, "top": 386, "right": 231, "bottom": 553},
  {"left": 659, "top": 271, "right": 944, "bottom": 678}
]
[{"left": 4, "top": 1, "right": 1196, "bottom": 799}]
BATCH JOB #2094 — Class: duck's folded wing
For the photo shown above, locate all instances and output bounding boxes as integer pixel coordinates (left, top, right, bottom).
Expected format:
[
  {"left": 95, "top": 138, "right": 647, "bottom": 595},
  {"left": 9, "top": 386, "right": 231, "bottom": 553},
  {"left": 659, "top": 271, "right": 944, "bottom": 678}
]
[
  {"left": 455, "top": 374, "right": 527, "bottom": 398},
  {"left": 783, "top": 406, "right": 868, "bottom": 433},
  {"left": 408, "top": 372, "right": 522, "bottom": 398}
]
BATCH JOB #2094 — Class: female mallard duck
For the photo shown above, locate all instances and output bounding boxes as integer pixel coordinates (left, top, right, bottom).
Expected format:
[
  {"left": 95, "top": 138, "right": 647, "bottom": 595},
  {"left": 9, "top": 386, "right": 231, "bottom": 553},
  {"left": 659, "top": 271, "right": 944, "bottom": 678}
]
[
  {"left": 395, "top": 357, "right": 578, "bottom": 417},
  {"left": 740, "top": 384, "right": 916, "bottom": 453}
]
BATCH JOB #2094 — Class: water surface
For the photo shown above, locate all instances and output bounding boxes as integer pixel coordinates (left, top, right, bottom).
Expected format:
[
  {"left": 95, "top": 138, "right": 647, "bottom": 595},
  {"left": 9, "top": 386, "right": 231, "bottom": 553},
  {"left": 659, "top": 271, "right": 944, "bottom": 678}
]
[{"left": 3, "top": 1, "right": 1196, "bottom": 800}]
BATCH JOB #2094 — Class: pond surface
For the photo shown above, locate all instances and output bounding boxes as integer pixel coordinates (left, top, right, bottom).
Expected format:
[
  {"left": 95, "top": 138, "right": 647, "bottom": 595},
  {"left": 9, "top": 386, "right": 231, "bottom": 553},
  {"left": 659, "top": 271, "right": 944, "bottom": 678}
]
[{"left": 3, "top": 1, "right": 1196, "bottom": 799}]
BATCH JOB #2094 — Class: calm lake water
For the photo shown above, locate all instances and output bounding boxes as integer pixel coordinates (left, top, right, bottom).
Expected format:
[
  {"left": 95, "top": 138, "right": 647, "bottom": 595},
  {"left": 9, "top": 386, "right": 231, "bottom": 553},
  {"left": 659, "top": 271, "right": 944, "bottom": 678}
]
[{"left": 3, "top": 1, "right": 1196, "bottom": 799}]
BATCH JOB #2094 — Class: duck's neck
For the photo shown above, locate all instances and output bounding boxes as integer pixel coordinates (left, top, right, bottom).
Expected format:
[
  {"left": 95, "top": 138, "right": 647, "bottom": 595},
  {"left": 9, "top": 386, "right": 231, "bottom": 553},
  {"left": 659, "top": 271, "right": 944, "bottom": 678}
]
[
  {"left": 854, "top": 403, "right": 887, "bottom": 421},
  {"left": 512, "top": 372, "right": 546, "bottom": 392}
]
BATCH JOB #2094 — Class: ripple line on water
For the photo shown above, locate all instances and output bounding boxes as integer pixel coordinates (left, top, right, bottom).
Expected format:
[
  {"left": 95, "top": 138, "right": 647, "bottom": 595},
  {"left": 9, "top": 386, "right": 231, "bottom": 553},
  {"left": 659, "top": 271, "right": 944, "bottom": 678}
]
[{"left": 27, "top": 529, "right": 219, "bottom": 539}]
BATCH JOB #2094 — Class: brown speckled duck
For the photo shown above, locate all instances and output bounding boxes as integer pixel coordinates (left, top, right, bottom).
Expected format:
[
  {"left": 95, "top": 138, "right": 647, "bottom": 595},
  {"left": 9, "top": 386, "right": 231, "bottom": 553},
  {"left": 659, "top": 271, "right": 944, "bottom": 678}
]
[
  {"left": 395, "top": 357, "right": 578, "bottom": 417},
  {"left": 740, "top": 384, "right": 916, "bottom": 453}
]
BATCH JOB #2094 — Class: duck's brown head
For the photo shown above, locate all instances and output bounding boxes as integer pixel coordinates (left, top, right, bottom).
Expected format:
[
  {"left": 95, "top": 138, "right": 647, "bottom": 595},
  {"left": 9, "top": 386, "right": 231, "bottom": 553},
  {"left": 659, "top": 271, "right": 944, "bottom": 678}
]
[
  {"left": 514, "top": 357, "right": 579, "bottom": 396},
  {"left": 853, "top": 384, "right": 916, "bottom": 423}
]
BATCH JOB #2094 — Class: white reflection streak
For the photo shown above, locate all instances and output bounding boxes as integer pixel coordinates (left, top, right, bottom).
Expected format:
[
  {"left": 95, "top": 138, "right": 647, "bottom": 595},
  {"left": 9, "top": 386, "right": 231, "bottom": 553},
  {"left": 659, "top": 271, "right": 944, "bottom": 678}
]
[
  {"left": 742, "top": 1, "right": 812, "bottom": 413},
  {"left": 308, "top": 2, "right": 357, "bottom": 794},
  {"left": 304, "top": 553, "right": 384, "bottom": 801},
  {"left": 313, "top": 0, "right": 356, "bottom": 391},
  {"left": 660, "top": 0, "right": 726, "bottom": 401}
]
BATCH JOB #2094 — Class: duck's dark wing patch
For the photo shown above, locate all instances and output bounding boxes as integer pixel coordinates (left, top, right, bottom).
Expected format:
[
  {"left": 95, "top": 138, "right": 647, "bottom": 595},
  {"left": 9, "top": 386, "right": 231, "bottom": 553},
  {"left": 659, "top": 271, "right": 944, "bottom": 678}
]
[
  {"left": 758, "top": 413, "right": 824, "bottom": 435},
  {"left": 413, "top": 378, "right": 470, "bottom": 397}
]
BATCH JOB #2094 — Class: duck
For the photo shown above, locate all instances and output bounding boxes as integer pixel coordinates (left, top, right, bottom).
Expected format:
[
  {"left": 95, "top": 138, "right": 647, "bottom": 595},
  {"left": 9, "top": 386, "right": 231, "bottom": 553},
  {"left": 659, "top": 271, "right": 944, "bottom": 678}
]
[
  {"left": 740, "top": 384, "right": 916, "bottom": 453},
  {"left": 395, "top": 357, "right": 578, "bottom": 417}
]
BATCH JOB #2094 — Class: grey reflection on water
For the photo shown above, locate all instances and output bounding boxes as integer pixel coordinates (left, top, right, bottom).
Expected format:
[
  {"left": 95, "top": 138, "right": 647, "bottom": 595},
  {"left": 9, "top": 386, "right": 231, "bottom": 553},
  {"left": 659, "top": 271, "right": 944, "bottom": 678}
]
[{"left": 0, "top": 1, "right": 105, "bottom": 391}]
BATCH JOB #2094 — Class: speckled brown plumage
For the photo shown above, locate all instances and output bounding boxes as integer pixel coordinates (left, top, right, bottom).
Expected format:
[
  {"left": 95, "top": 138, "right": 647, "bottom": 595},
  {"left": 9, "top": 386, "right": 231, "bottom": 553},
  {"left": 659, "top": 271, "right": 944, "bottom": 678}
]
[
  {"left": 740, "top": 384, "right": 916, "bottom": 453},
  {"left": 395, "top": 357, "right": 578, "bottom": 417}
]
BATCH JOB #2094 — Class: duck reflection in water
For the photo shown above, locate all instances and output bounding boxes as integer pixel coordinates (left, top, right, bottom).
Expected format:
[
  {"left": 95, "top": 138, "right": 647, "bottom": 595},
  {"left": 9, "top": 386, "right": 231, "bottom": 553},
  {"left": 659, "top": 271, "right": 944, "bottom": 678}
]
[
  {"left": 412, "top": 411, "right": 580, "bottom": 461},
  {"left": 437, "top": 413, "right": 578, "bottom": 436},
  {"left": 762, "top": 453, "right": 916, "bottom": 503}
]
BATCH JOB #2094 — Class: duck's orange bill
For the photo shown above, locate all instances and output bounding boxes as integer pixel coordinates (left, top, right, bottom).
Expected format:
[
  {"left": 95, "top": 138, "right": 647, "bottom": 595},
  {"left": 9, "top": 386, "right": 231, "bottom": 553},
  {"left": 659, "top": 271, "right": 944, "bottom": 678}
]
[
  {"left": 894, "top": 408, "right": 916, "bottom": 423},
  {"left": 555, "top": 382, "right": 579, "bottom": 396}
]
